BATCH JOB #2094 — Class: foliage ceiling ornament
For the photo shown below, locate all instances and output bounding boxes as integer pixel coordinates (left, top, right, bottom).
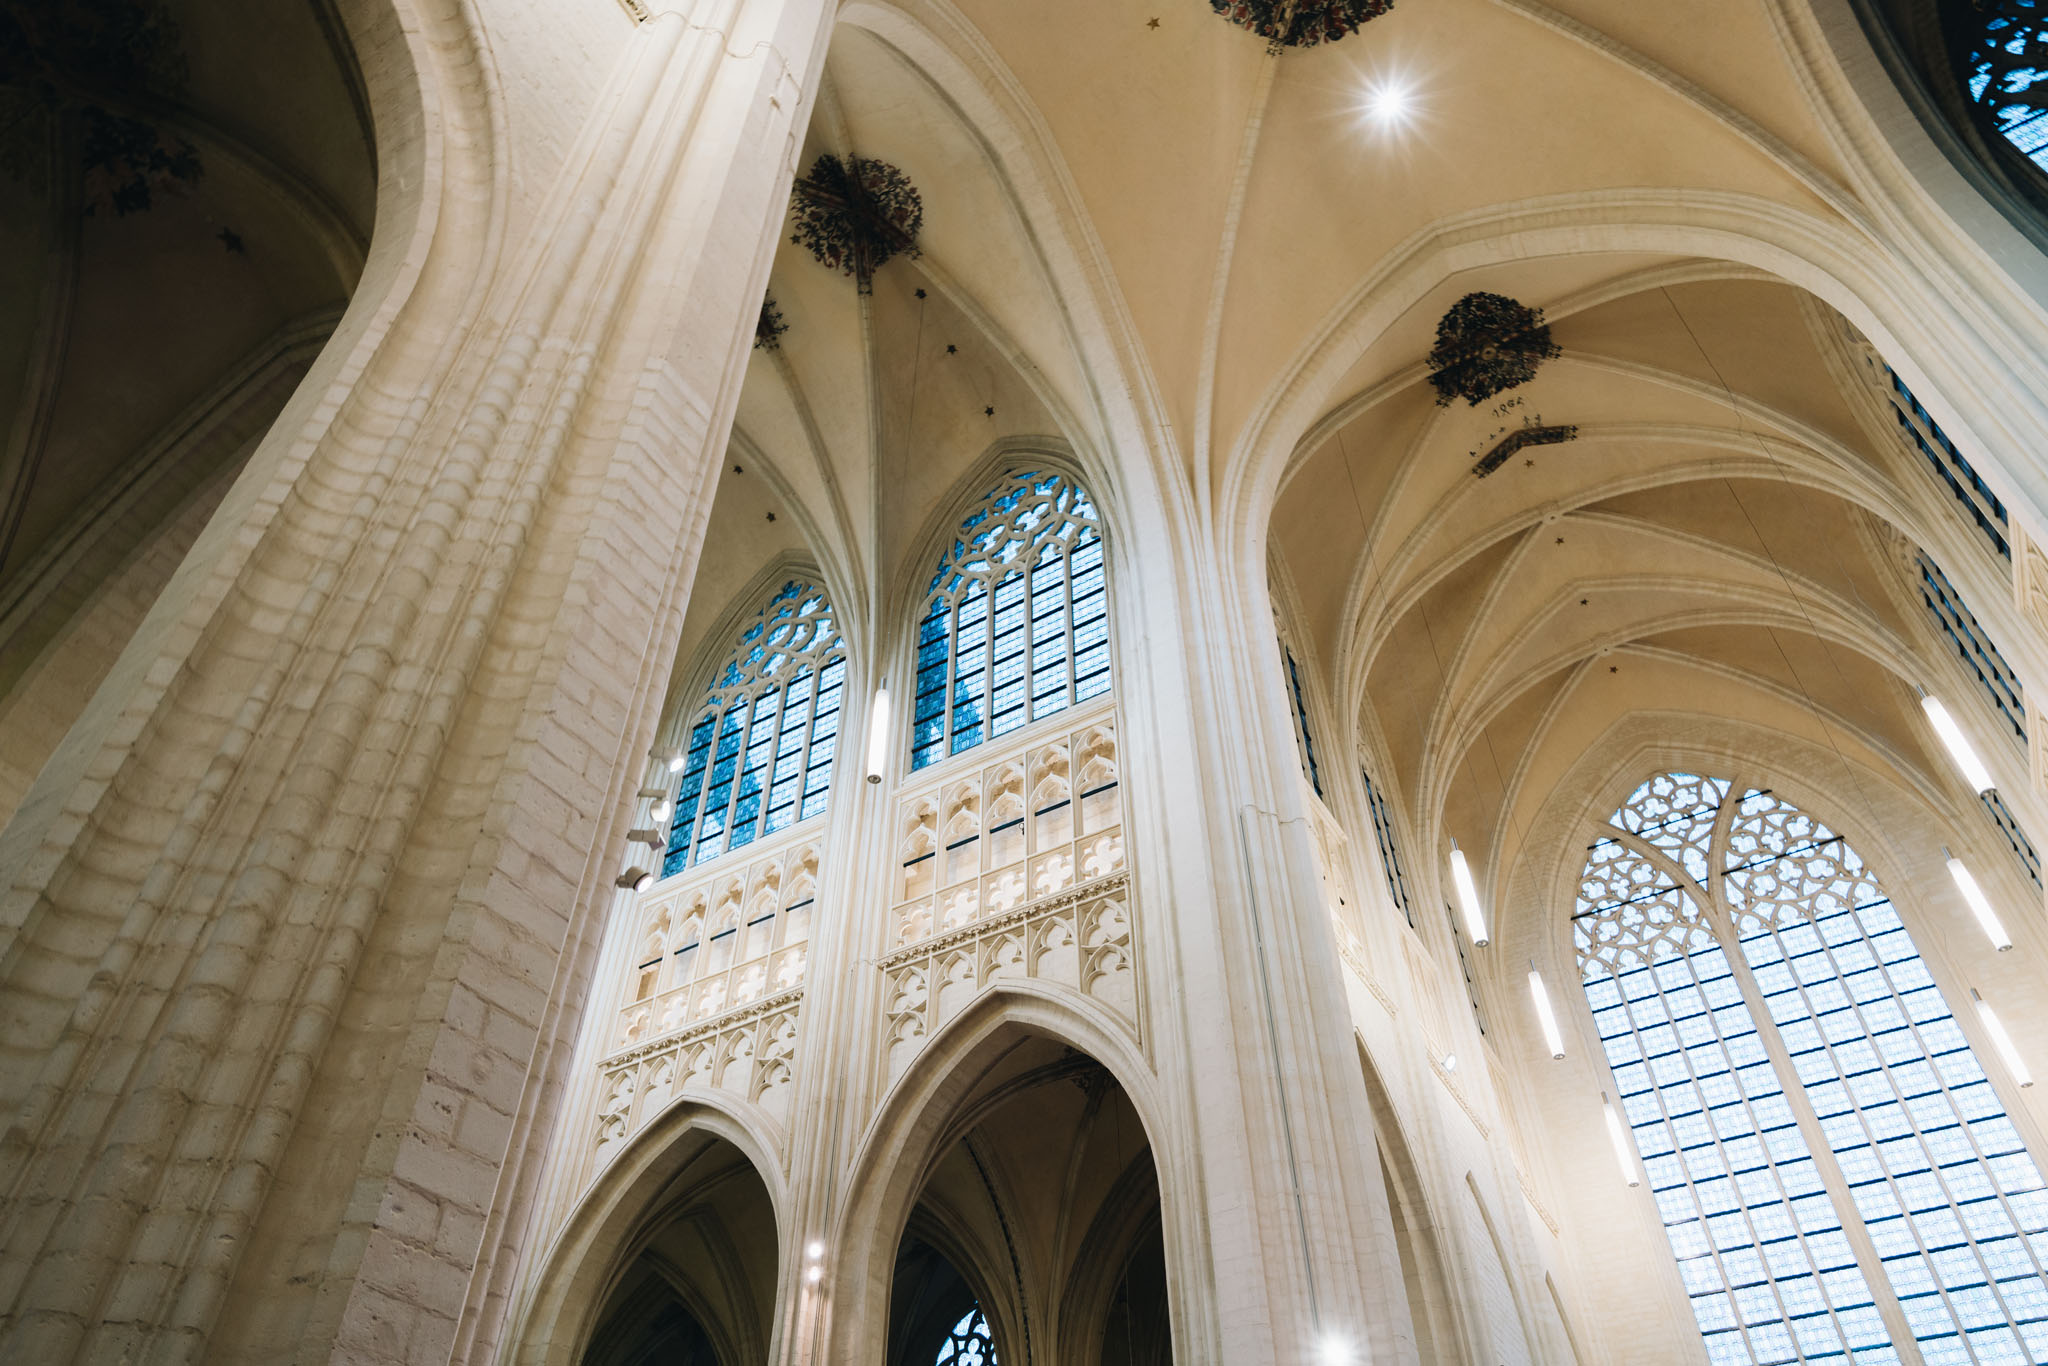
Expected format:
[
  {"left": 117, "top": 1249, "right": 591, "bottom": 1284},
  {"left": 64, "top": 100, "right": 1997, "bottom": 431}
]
[
  {"left": 754, "top": 294, "right": 788, "bottom": 351},
  {"left": 789, "top": 153, "right": 923, "bottom": 293},
  {"left": 0, "top": 0, "right": 204, "bottom": 216},
  {"left": 1426, "top": 291, "right": 1562, "bottom": 407},
  {"left": 1208, "top": 0, "right": 1395, "bottom": 48}
]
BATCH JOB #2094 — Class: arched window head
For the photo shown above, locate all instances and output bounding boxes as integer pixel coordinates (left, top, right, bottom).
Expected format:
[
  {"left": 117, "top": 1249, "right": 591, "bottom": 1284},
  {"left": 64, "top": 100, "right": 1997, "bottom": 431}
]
[
  {"left": 911, "top": 469, "right": 1109, "bottom": 771},
  {"left": 934, "top": 1305, "right": 995, "bottom": 1364},
  {"left": 1577, "top": 773, "right": 2048, "bottom": 1365},
  {"left": 1956, "top": 3, "right": 2048, "bottom": 173},
  {"left": 663, "top": 580, "right": 847, "bottom": 876}
]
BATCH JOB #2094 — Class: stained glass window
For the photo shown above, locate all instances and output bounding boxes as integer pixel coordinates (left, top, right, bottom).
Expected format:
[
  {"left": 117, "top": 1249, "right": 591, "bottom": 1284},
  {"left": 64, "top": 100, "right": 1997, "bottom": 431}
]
[
  {"left": 662, "top": 580, "right": 846, "bottom": 876},
  {"left": 911, "top": 470, "right": 1109, "bottom": 772},
  {"left": 1918, "top": 553, "right": 2025, "bottom": 743},
  {"left": 1285, "top": 646, "right": 1323, "bottom": 796},
  {"left": 935, "top": 1305, "right": 996, "bottom": 1364},
  {"left": 1577, "top": 773, "right": 2048, "bottom": 1364},
  {"left": 1959, "top": 2, "right": 2048, "bottom": 175},
  {"left": 1364, "top": 766, "right": 1415, "bottom": 927},
  {"left": 1877, "top": 364, "right": 2009, "bottom": 562},
  {"left": 1982, "top": 789, "right": 2043, "bottom": 891}
]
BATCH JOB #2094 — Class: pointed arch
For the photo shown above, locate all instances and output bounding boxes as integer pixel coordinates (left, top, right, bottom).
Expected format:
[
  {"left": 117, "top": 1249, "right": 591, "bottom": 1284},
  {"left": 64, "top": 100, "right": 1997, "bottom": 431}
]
[
  {"left": 828, "top": 984, "right": 1189, "bottom": 1362},
  {"left": 903, "top": 462, "right": 1112, "bottom": 772},
  {"left": 506, "top": 1094, "right": 789, "bottom": 1366},
  {"left": 1356, "top": 1039, "right": 1468, "bottom": 1366},
  {"left": 658, "top": 573, "right": 850, "bottom": 875},
  {"left": 1570, "top": 769, "right": 2048, "bottom": 1364}
]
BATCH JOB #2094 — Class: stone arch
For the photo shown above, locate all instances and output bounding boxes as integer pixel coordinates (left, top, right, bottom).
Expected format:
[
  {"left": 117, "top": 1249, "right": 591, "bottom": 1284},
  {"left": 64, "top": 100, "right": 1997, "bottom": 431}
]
[
  {"left": 1355, "top": 1038, "right": 1470, "bottom": 1366},
  {"left": 1220, "top": 191, "right": 2048, "bottom": 542},
  {"left": 883, "top": 436, "right": 1121, "bottom": 661},
  {"left": 829, "top": 982, "right": 1191, "bottom": 1363},
  {"left": 506, "top": 1092, "right": 789, "bottom": 1366},
  {"left": 658, "top": 551, "right": 855, "bottom": 736}
]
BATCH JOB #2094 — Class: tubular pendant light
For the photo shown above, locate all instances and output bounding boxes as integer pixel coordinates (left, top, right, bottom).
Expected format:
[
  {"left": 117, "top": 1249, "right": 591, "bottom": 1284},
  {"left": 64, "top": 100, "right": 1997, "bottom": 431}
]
[
  {"left": 1529, "top": 963, "right": 1566, "bottom": 1059},
  {"left": 1974, "top": 989, "right": 2034, "bottom": 1088},
  {"left": 1923, "top": 694, "right": 1996, "bottom": 793},
  {"left": 1946, "top": 853, "right": 2013, "bottom": 951},
  {"left": 1447, "top": 842, "right": 1490, "bottom": 946},
  {"left": 1602, "top": 1091, "right": 1642, "bottom": 1187},
  {"left": 866, "top": 682, "right": 890, "bottom": 784}
]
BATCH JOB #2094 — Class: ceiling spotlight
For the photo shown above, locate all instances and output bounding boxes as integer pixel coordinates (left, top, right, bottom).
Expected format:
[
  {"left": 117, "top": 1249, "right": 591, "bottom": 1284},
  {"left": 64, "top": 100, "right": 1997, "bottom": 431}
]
[
  {"left": 806, "top": 1263, "right": 824, "bottom": 1283},
  {"left": 1317, "top": 1333, "right": 1355, "bottom": 1365},
  {"left": 666, "top": 753, "right": 686, "bottom": 775},
  {"left": 1359, "top": 75, "right": 1418, "bottom": 132},
  {"left": 806, "top": 1240, "right": 825, "bottom": 1260},
  {"left": 1369, "top": 82, "right": 1410, "bottom": 121},
  {"left": 616, "top": 868, "right": 654, "bottom": 892}
]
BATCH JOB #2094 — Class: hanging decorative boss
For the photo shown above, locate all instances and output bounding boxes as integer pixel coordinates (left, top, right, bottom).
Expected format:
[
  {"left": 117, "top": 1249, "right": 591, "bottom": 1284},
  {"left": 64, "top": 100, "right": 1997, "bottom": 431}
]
[
  {"left": 1426, "top": 292, "right": 1562, "bottom": 407},
  {"left": 754, "top": 294, "right": 788, "bottom": 351},
  {"left": 789, "top": 154, "right": 924, "bottom": 293},
  {"left": 1209, "top": 0, "right": 1395, "bottom": 48}
]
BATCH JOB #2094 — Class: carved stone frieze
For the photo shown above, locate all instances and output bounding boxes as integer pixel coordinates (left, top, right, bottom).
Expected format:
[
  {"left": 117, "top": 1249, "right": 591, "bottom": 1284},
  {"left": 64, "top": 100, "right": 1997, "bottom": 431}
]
[
  {"left": 593, "top": 989, "right": 803, "bottom": 1165},
  {"left": 879, "top": 872, "right": 1135, "bottom": 1083}
]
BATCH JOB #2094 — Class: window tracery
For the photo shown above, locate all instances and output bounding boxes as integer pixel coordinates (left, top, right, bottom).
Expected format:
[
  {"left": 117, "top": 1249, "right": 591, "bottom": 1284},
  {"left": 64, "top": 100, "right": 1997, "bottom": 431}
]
[
  {"left": 1576, "top": 774, "right": 2048, "bottom": 1365},
  {"left": 912, "top": 470, "right": 1109, "bottom": 772},
  {"left": 662, "top": 580, "right": 846, "bottom": 875},
  {"left": 1957, "top": 3, "right": 2048, "bottom": 172},
  {"left": 934, "top": 1306, "right": 996, "bottom": 1364}
]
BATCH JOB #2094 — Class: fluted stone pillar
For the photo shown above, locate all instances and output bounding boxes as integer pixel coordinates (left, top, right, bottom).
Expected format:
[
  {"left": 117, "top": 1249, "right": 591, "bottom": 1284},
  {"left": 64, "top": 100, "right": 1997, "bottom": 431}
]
[{"left": 0, "top": 1, "right": 832, "bottom": 1362}]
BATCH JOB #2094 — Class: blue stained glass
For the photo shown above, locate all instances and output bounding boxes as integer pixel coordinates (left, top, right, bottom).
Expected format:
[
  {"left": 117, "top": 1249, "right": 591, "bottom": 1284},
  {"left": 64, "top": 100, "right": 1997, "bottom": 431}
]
[
  {"left": 656, "top": 582, "right": 846, "bottom": 874},
  {"left": 912, "top": 471, "right": 1110, "bottom": 770}
]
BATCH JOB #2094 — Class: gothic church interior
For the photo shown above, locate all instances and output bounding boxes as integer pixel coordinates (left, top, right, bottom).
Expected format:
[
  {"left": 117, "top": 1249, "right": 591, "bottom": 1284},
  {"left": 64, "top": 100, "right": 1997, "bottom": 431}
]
[{"left": 8, "top": 2, "right": 2048, "bottom": 1364}]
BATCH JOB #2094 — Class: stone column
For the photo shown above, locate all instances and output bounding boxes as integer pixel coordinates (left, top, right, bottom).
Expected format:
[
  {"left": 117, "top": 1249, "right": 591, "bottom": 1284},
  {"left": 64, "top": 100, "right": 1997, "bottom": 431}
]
[
  {"left": 0, "top": 1, "right": 833, "bottom": 1362},
  {"left": 1121, "top": 536, "right": 1422, "bottom": 1366}
]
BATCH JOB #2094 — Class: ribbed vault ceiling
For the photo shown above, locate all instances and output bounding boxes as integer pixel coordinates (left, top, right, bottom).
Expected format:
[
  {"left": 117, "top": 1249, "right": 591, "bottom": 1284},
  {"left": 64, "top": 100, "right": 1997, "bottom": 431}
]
[{"left": 639, "top": 1, "right": 2024, "bottom": 931}]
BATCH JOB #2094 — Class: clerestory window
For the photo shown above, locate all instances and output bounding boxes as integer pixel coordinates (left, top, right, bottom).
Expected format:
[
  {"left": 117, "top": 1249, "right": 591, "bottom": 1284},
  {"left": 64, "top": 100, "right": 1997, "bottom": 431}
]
[
  {"left": 1958, "top": 2, "right": 2048, "bottom": 176},
  {"left": 1285, "top": 646, "right": 1323, "bottom": 797},
  {"left": 1577, "top": 772, "right": 2048, "bottom": 1365},
  {"left": 911, "top": 469, "right": 1110, "bottom": 772},
  {"left": 934, "top": 1305, "right": 996, "bottom": 1364},
  {"left": 1363, "top": 765, "right": 1416, "bottom": 927},
  {"left": 662, "top": 580, "right": 846, "bottom": 876}
]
